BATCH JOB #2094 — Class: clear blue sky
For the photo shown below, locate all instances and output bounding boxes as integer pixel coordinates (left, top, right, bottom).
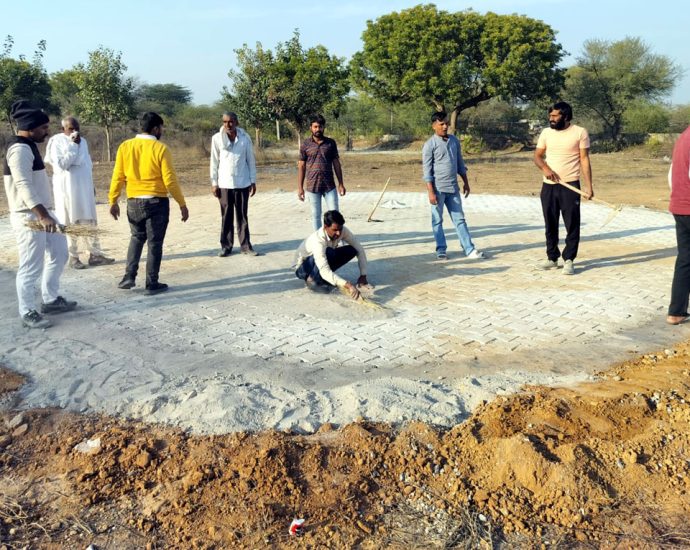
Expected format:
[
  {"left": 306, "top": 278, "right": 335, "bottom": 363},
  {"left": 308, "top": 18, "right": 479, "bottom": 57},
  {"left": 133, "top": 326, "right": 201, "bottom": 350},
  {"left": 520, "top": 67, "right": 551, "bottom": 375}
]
[{"left": 2, "top": 0, "right": 688, "bottom": 106}]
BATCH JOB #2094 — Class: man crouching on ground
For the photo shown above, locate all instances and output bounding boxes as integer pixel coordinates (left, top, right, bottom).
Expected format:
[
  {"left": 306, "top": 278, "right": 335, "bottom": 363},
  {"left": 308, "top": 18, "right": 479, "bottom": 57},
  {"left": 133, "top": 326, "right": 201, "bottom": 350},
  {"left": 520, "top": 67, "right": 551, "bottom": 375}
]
[{"left": 295, "top": 210, "right": 370, "bottom": 299}]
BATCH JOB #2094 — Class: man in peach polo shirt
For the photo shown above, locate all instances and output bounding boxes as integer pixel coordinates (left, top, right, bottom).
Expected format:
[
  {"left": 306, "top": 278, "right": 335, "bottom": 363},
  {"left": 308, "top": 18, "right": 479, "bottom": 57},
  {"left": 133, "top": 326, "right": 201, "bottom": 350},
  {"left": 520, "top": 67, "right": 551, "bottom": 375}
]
[{"left": 534, "top": 101, "right": 593, "bottom": 275}]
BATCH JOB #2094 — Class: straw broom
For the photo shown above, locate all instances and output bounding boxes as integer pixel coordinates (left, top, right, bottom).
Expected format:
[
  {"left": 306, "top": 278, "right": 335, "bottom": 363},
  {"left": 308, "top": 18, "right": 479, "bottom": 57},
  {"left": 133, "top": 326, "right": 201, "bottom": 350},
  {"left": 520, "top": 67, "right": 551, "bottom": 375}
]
[{"left": 24, "top": 221, "right": 103, "bottom": 237}]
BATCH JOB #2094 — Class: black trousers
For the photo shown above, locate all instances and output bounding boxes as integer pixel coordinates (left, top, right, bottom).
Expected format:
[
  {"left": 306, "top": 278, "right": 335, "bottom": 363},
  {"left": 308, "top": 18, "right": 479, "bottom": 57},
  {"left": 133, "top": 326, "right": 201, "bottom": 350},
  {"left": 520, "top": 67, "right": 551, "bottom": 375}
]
[
  {"left": 295, "top": 246, "right": 357, "bottom": 288},
  {"left": 219, "top": 187, "right": 251, "bottom": 251},
  {"left": 669, "top": 214, "right": 690, "bottom": 316},
  {"left": 125, "top": 197, "right": 170, "bottom": 286},
  {"left": 540, "top": 181, "right": 581, "bottom": 262}
]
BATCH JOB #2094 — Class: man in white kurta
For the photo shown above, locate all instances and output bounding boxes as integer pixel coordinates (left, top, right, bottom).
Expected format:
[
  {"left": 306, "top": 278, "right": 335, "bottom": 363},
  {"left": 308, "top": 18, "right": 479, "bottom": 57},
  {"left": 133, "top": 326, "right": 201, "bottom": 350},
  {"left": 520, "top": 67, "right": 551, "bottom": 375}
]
[{"left": 45, "top": 117, "right": 114, "bottom": 269}]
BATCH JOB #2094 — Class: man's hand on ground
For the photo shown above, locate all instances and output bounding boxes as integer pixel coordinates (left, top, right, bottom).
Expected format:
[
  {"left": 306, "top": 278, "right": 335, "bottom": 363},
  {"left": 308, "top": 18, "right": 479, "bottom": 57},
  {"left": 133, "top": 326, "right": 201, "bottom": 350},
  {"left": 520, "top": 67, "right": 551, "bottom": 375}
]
[
  {"left": 180, "top": 206, "right": 189, "bottom": 222},
  {"left": 344, "top": 281, "right": 361, "bottom": 300},
  {"left": 356, "top": 275, "right": 373, "bottom": 289},
  {"left": 109, "top": 204, "right": 120, "bottom": 220}
]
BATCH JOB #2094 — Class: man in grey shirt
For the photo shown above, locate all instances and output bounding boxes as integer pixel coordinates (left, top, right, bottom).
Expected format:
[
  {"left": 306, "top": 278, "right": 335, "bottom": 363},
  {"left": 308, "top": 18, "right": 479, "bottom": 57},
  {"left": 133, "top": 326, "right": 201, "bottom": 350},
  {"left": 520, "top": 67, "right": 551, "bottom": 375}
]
[{"left": 422, "top": 111, "right": 485, "bottom": 260}]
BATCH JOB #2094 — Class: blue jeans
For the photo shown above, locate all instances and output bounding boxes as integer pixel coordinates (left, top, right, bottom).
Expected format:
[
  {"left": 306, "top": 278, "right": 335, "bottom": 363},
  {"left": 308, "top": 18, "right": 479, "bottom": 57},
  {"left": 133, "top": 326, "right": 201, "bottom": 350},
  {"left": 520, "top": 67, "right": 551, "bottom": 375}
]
[
  {"left": 431, "top": 190, "right": 475, "bottom": 255},
  {"left": 306, "top": 188, "right": 339, "bottom": 231},
  {"left": 125, "top": 197, "right": 170, "bottom": 286}
]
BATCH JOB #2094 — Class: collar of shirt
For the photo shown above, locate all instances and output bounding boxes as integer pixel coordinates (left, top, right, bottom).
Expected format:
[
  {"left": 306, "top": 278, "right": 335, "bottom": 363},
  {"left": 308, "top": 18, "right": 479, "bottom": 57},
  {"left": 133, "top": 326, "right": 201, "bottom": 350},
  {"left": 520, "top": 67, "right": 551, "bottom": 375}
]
[{"left": 135, "top": 134, "right": 158, "bottom": 141}]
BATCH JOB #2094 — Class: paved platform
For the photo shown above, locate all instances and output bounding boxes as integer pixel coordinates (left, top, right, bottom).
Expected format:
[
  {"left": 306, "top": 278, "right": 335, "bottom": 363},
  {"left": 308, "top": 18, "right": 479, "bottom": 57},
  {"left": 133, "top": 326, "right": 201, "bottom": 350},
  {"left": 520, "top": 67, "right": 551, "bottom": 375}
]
[{"left": 0, "top": 192, "right": 686, "bottom": 433}]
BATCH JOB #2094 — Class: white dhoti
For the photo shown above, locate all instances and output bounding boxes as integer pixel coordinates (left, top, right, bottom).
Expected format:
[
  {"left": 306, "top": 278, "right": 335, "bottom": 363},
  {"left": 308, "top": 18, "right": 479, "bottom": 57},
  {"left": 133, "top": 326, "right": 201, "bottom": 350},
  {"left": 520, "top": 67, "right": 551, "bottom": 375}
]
[{"left": 45, "top": 134, "right": 105, "bottom": 258}]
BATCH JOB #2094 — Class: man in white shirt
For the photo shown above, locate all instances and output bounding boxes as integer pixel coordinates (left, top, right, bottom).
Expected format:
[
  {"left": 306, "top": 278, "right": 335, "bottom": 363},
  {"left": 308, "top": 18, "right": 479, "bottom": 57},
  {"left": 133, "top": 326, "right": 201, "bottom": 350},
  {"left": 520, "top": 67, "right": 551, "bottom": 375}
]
[
  {"left": 4, "top": 100, "right": 76, "bottom": 329},
  {"left": 295, "top": 210, "right": 369, "bottom": 299},
  {"left": 45, "top": 116, "right": 114, "bottom": 269},
  {"left": 210, "top": 112, "right": 258, "bottom": 257}
]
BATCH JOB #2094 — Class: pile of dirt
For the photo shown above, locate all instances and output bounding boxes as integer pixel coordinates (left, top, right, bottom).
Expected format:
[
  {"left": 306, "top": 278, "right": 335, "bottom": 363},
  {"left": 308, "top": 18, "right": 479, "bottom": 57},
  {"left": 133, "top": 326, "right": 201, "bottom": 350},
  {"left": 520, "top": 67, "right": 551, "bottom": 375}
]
[{"left": 2, "top": 339, "right": 690, "bottom": 549}]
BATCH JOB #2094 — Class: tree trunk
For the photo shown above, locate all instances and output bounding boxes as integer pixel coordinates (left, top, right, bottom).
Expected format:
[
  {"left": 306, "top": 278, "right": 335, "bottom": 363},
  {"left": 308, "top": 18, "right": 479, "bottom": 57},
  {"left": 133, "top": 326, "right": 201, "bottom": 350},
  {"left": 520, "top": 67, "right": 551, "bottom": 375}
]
[
  {"left": 450, "top": 90, "right": 491, "bottom": 134},
  {"left": 255, "top": 126, "right": 261, "bottom": 149},
  {"left": 276, "top": 119, "right": 280, "bottom": 141},
  {"left": 105, "top": 126, "right": 112, "bottom": 162}
]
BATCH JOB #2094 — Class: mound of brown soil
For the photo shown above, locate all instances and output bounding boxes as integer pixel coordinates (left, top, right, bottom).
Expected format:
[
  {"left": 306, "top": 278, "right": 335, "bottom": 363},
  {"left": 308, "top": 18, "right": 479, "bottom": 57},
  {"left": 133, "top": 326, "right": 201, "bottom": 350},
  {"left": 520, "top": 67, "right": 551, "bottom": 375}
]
[{"left": 2, "top": 340, "right": 690, "bottom": 548}]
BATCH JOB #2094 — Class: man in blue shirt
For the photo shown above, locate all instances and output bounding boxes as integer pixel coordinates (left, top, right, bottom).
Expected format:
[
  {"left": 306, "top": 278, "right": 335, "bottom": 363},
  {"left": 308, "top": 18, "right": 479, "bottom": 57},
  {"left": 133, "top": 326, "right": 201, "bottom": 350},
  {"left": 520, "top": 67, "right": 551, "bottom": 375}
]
[{"left": 422, "top": 112, "right": 485, "bottom": 260}]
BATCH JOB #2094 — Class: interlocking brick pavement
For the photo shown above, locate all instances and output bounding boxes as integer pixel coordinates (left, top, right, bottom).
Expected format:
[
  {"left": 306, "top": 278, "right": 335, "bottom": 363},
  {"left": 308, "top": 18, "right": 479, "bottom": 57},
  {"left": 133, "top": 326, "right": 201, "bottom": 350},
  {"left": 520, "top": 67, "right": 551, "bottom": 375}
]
[{"left": 0, "top": 191, "right": 686, "bottom": 432}]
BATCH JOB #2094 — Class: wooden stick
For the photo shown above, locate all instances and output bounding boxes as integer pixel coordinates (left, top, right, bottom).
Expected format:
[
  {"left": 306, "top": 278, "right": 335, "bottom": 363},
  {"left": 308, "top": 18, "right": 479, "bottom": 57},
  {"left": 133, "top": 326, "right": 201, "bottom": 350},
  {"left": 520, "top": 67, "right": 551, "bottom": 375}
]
[
  {"left": 556, "top": 181, "right": 621, "bottom": 210},
  {"left": 366, "top": 177, "right": 392, "bottom": 222}
]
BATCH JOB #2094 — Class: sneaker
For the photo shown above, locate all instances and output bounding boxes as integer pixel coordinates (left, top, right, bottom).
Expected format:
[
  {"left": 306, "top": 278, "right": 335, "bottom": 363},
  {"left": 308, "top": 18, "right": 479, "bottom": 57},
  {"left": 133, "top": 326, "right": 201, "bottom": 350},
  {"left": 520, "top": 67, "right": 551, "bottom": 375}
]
[
  {"left": 145, "top": 282, "right": 169, "bottom": 296},
  {"left": 22, "top": 309, "right": 52, "bottom": 329},
  {"left": 218, "top": 248, "right": 232, "bottom": 257},
  {"left": 241, "top": 248, "right": 260, "bottom": 256},
  {"left": 467, "top": 249, "right": 486, "bottom": 260},
  {"left": 538, "top": 259, "right": 559, "bottom": 270},
  {"left": 563, "top": 259, "right": 575, "bottom": 275},
  {"left": 40, "top": 296, "right": 77, "bottom": 314},
  {"left": 69, "top": 257, "right": 86, "bottom": 270},
  {"left": 88, "top": 254, "right": 115, "bottom": 266},
  {"left": 436, "top": 252, "right": 448, "bottom": 260},
  {"left": 118, "top": 276, "right": 136, "bottom": 289}
]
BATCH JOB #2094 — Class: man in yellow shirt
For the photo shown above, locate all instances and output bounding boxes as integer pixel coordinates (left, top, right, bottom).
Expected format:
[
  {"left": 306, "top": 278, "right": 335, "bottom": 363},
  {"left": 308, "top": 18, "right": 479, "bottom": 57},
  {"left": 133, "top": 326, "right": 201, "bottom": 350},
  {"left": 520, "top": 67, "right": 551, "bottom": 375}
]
[{"left": 108, "top": 112, "right": 189, "bottom": 295}]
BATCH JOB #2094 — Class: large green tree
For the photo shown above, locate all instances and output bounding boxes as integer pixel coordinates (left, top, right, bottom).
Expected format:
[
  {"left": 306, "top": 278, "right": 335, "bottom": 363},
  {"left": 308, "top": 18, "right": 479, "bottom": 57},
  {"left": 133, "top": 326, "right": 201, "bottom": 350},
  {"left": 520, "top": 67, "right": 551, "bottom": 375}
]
[
  {"left": 0, "top": 36, "right": 53, "bottom": 127},
  {"left": 351, "top": 5, "right": 564, "bottom": 132},
  {"left": 74, "top": 46, "right": 135, "bottom": 161},
  {"left": 267, "top": 31, "right": 350, "bottom": 145},
  {"left": 135, "top": 83, "right": 192, "bottom": 117},
  {"left": 222, "top": 42, "right": 274, "bottom": 146},
  {"left": 565, "top": 37, "right": 680, "bottom": 148}
]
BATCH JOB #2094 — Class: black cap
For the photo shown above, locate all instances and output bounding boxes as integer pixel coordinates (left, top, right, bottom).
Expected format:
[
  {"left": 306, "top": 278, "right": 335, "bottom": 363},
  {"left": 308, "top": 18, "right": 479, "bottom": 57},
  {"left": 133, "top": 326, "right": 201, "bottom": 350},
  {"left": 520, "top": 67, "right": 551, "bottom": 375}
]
[{"left": 10, "top": 99, "right": 49, "bottom": 131}]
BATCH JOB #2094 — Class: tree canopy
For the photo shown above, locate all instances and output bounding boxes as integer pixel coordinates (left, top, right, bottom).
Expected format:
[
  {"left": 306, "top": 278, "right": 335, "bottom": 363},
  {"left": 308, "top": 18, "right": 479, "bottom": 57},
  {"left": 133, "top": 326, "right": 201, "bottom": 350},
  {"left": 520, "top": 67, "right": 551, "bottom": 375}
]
[
  {"left": 0, "top": 36, "right": 53, "bottom": 126},
  {"left": 74, "top": 46, "right": 135, "bottom": 161},
  {"left": 135, "top": 83, "right": 192, "bottom": 117},
  {"left": 223, "top": 42, "right": 275, "bottom": 144},
  {"left": 266, "top": 31, "right": 350, "bottom": 143},
  {"left": 565, "top": 37, "right": 681, "bottom": 147},
  {"left": 351, "top": 5, "right": 565, "bottom": 131}
]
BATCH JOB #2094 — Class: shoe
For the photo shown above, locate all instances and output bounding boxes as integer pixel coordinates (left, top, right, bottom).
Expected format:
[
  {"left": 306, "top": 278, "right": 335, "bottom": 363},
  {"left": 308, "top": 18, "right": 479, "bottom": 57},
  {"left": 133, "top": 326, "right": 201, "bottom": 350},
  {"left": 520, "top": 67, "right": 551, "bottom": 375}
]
[
  {"left": 118, "top": 276, "right": 136, "bottom": 289},
  {"left": 22, "top": 309, "right": 52, "bottom": 329},
  {"left": 563, "top": 259, "right": 575, "bottom": 275},
  {"left": 69, "top": 257, "right": 86, "bottom": 270},
  {"left": 467, "top": 249, "right": 486, "bottom": 259},
  {"left": 218, "top": 248, "right": 232, "bottom": 257},
  {"left": 667, "top": 315, "right": 689, "bottom": 325},
  {"left": 305, "top": 277, "right": 332, "bottom": 294},
  {"left": 436, "top": 252, "right": 448, "bottom": 260},
  {"left": 88, "top": 254, "right": 115, "bottom": 266},
  {"left": 539, "top": 259, "right": 559, "bottom": 270},
  {"left": 40, "top": 296, "right": 77, "bottom": 314},
  {"left": 145, "top": 282, "right": 169, "bottom": 295},
  {"left": 241, "top": 248, "right": 260, "bottom": 256}
]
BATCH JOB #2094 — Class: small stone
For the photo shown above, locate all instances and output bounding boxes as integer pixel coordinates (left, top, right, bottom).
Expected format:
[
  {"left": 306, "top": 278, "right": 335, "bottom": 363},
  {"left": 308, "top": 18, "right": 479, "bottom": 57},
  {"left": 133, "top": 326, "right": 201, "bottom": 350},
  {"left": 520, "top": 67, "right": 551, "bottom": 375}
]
[
  {"left": 135, "top": 451, "right": 152, "bottom": 469},
  {"left": 11, "top": 424, "right": 28, "bottom": 437},
  {"left": 0, "top": 434, "right": 12, "bottom": 449},
  {"left": 7, "top": 413, "right": 24, "bottom": 429},
  {"left": 613, "top": 375, "right": 622, "bottom": 382}
]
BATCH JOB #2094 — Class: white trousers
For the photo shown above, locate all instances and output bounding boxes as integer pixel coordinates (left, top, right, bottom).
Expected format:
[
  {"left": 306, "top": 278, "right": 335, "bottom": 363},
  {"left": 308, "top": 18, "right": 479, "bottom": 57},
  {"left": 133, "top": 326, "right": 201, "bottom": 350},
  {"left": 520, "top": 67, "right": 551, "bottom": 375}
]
[{"left": 10, "top": 212, "right": 69, "bottom": 317}]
